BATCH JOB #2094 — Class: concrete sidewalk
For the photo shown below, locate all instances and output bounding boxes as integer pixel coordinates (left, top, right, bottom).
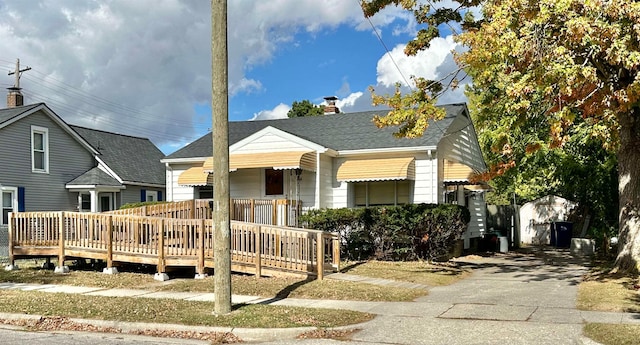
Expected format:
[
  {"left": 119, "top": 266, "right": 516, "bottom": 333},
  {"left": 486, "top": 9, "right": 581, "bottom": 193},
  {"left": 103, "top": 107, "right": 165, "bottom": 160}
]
[{"left": 1, "top": 248, "right": 639, "bottom": 344}]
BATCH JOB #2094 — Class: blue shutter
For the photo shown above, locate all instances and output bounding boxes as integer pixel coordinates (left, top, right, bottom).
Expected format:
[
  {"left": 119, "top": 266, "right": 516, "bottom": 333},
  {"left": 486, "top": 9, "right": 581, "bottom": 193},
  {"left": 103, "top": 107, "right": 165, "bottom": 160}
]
[
  {"left": 157, "top": 191, "right": 163, "bottom": 201},
  {"left": 140, "top": 189, "right": 146, "bottom": 202},
  {"left": 17, "top": 187, "right": 25, "bottom": 212}
]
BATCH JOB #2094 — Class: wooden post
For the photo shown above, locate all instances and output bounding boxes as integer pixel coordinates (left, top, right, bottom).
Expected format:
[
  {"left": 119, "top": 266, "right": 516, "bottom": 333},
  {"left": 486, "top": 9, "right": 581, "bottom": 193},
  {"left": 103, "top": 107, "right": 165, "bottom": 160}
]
[
  {"left": 283, "top": 200, "right": 289, "bottom": 227},
  {"left": 212, "top": 0, "right": 232, "bottom": 315},
  {"left": 272, "top": 199, "right": 277, "bottom": 225},
  {"left": 106, "top": 215, "right": 113, "bottom": 268},
  {"left": 333, "top": 234, "right": 340, "bottom": 272},
  {"left": 198, "top": 219, "right": 205, "bottom": 275},
  {"left": 191, "top": 199, "right": 196, "bottom": 219},
  {"left": 158, "top": 218, "right": 165, "bottom": 273},
  {"left": 255, "top": 226, "right": 262, "bottom": 277},
  {"left": 58, "top": 211, "right": 65, "bottom": 268},
  {"left": 316, "top": 231, "right": 323, "bottom": 280},
  {"left": 250, "top": 199, "right": 255, "bottom": 223}
]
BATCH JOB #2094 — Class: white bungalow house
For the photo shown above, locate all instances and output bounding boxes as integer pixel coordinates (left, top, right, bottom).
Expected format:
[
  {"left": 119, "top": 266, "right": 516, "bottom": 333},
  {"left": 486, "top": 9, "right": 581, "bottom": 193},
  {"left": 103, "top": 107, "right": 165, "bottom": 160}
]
[{"left": 161, "top": 103, "right": 488, "bottom": 249}]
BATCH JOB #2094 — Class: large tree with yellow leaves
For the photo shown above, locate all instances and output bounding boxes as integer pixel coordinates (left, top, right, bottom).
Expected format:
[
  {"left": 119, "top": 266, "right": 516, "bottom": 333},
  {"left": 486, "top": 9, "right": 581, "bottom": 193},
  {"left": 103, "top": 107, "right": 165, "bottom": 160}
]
[{"left": 362, "top": 0, "right": 640, "bottom": 272}]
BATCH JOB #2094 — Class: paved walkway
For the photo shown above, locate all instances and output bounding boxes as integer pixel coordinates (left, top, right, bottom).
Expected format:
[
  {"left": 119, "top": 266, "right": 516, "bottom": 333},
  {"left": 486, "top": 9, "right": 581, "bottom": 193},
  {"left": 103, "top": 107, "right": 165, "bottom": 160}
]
[{"left": 1, "top": 248, "right": 639, "bottom": 344}]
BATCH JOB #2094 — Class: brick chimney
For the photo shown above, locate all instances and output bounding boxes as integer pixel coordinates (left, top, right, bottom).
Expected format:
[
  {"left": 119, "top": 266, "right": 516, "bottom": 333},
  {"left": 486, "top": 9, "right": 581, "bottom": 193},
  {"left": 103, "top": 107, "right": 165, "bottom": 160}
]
[
  {"left": 7, "top": 87, "right": 24, "bottom": 108},
  {"left": 323, "top": 96, "right": 340, "bottom": 114}
]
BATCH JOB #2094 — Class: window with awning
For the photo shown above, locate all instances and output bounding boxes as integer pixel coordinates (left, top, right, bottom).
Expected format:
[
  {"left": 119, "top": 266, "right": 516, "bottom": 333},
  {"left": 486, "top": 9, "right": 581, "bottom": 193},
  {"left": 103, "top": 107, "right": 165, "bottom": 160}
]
[
  {"left": 203, "top": 151, "right": 316, "bottom": 172},
  {"left": 337, "top": 157, "right": 415, "bottom": 182}
]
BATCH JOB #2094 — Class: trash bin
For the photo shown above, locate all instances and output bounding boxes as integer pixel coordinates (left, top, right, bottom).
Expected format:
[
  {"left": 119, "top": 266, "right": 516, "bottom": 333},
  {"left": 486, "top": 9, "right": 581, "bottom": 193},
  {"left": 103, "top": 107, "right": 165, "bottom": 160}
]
[
  {"left": 553, "top": 221, "right": 573, "bottom": 248},
  {"left": 498, "top": 236, "right": 508, "bottom": 253}
]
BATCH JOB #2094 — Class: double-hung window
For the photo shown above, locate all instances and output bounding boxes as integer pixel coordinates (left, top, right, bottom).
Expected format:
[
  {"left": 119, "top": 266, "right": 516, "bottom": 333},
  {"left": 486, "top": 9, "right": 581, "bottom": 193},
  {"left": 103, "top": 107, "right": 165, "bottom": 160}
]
[
  {"left": 31, "top": 126, "right": 49, "bottom": 173},
  {"left": 1, "top": 187, "right": 17, "bottom": 225}
]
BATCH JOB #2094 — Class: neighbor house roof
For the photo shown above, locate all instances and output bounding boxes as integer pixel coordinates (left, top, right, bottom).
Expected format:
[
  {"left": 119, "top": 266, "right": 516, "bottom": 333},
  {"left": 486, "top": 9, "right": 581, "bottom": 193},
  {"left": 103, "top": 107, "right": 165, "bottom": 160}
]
[
  {"left": 165, "top": 103, "right": 467, "bottom": 160},
  {"left": 70, "top": 125, "right": 166, "bottom": 186},
  {"left": 66, "top": 167, "right": 123, "bottom": 187},
  {"left": 0, "top": 103, "right": 42, "bottom": 127}
]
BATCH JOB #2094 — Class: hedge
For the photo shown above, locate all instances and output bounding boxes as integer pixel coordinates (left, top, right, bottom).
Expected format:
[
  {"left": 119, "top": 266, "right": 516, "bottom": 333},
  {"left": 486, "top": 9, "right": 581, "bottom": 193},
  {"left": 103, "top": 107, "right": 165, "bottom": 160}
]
[{"left": 300, "top": 203, "right": 470, "bottom": 261}]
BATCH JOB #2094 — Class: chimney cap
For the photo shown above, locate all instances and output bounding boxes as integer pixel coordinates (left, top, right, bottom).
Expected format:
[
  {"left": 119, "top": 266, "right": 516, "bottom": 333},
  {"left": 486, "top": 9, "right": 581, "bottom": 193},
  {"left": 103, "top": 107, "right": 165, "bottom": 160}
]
[
  {"left": 323, "top": 96, "right": 338, "bottom": 101},
  {"left": 7, "top": 86, "right": 21, "bottom": 91}
]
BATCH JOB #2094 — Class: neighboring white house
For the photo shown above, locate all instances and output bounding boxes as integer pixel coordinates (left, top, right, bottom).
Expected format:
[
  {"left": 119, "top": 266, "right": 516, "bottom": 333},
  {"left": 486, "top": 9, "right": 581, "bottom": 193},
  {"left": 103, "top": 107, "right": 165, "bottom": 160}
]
[
  {"left": 519, "top": 195, "right": 578, "bottom": 245},
  {"left": 161, "top": 103, "right": 489, "bottom": 249}
]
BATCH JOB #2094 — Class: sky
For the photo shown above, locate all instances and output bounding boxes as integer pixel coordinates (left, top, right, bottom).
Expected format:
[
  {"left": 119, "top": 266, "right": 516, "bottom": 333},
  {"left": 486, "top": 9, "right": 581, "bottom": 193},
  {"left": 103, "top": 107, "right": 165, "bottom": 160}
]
[{"left": 0, "top": 0, "right": 468, "bottom": 154}]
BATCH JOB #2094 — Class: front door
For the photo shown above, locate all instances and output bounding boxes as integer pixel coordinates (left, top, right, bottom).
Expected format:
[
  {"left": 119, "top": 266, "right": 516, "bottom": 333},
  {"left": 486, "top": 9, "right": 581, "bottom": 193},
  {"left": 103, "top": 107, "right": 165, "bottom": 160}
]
[{"left": 100, "top": 195, "right": 112, "bottom": 212}]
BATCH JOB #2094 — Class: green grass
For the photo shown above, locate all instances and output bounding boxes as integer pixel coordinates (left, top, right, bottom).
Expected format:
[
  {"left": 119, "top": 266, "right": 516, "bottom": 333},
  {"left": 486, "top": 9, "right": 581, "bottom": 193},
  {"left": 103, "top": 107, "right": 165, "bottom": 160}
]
[{"left": 0, "top": 290, "right": 374, "bottom": 328}]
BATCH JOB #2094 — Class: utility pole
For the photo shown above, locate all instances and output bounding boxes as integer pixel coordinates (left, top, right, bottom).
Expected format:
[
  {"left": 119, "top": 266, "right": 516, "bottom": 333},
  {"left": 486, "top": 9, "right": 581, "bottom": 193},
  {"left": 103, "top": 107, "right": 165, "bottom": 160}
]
[
  {"left": 211, "top": 0, "right": 231, "bottom": 315},
  {"left": 8, "top": 58, "right": 31, "bottom": 88}
]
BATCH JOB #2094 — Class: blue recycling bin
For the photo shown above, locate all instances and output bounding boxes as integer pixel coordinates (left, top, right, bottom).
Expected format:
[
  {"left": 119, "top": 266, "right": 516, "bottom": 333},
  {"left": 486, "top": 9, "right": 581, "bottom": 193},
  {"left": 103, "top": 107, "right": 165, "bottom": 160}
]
[{"left": 552, "top": 222, "right": 573, "bottom": 248}]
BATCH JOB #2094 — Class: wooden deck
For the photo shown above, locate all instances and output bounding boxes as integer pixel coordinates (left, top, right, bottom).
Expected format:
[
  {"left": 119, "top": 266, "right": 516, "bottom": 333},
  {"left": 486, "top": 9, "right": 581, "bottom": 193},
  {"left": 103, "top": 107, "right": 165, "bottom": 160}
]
[{"left": 7, "top": 210, "right": 339, "bottom": 279}]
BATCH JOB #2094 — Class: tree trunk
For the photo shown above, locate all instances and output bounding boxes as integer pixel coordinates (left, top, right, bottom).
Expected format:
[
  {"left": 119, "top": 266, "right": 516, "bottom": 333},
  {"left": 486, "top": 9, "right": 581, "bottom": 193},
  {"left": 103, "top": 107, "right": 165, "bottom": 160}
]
[{"left": 614, "top": 106, "right": 640, "bottom": 274}]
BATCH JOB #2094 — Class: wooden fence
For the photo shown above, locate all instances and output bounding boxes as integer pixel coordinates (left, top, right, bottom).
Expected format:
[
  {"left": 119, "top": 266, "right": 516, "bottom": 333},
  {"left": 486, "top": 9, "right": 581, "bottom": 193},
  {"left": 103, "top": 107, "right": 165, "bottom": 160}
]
[
  {"left": 107, "top": 199, "right": 301, "bottom": 226},
  {"left": 7, "top": 211, "right": 339, "bottom": 279}
]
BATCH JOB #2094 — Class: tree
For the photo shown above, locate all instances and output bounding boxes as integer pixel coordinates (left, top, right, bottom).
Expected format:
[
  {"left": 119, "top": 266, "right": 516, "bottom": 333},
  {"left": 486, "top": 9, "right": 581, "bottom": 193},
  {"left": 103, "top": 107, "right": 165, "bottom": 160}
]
[
  {"left": 361, "top": 0, "right": 640, "bottom": 272},
  {"left": 287, "top": 100, "right": 325, "bottom": 118}
]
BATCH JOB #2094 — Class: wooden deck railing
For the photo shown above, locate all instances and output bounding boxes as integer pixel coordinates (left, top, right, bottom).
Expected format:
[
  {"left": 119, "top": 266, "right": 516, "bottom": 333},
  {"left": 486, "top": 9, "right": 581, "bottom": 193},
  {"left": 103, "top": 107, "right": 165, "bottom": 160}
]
[
  {"left": 107, "top": 198, "right": 301, "bottom": 226},
  {"left": 7, "top": 211, "right": 338, "bottom": 279}
]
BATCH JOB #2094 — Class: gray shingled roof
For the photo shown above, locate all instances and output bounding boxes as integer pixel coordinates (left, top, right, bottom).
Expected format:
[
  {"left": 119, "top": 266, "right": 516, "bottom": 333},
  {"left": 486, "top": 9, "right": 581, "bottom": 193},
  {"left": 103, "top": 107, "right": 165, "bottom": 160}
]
[
  {"left": 165, "top": 103, "right": 466, "bottom": 160},
  {"left": 0, "top": 103, "right": 43, "bottom": 127},
  {"left": 71, "top": 126, "right": 166, "bottom": 185},
  {"left": 66, "top": 167, "right": 122, "bottom": 187}
]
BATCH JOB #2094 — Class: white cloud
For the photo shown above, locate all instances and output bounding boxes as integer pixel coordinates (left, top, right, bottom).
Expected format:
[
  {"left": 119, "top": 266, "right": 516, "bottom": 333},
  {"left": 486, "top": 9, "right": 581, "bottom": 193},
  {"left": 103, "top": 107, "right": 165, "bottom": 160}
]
[
  {"left": 377, "top": 36, "right": 459, "bottom": 87},
  {"left": 250, "top": 103, "right": 290, "bottom": 121}
]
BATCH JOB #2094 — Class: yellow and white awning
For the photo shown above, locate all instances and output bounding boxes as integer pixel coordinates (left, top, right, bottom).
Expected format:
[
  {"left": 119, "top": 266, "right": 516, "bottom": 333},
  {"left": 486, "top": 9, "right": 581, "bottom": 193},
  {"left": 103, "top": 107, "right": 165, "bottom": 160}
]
[
  {"left": 177, "top": 166, "right": 211, "bottom": 186},
  {"left": 203, "top": 151, "right": 316, "bottom": 172},
  {"left": 337, "top": 157, "right": 415, "bottom": 182}
]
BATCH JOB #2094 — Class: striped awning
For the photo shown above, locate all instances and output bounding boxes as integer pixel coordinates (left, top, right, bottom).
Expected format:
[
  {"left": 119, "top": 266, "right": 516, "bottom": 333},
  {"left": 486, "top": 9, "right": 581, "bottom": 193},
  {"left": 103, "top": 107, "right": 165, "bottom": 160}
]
[
  {"left": 203, "top": 151, "right": 316, "bottom": 172},
  {"left": 177, "top": 166, "right": 211, "bottom": 186},
  {"left": 337, "top": 157, "right": 415, "bottom": 182},
  {"left": 443, "top": 160, "right": 476, "bottom": 183}
]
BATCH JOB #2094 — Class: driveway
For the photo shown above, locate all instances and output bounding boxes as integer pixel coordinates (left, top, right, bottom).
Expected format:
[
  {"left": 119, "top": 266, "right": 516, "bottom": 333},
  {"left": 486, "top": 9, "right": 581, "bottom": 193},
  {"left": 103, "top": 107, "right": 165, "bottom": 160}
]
[{"left": 259, "top": 249, "right": 605, "bottom": 345}]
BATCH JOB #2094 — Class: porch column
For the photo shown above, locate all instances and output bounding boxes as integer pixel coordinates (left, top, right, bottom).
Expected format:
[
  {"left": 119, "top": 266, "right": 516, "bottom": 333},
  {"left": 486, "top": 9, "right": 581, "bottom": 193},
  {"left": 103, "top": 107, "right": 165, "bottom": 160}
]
[
  {"left": 90, "top": 190, "right": 98, "bottom": 212},
  {"left": 457, "top": 185, "right": 465, "bottom": 207}
]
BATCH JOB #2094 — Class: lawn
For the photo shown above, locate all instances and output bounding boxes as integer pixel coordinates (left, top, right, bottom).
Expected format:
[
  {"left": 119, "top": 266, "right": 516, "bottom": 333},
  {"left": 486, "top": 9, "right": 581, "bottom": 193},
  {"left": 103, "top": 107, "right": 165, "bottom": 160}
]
[
  {"left": 578, "top": 259, "right": 640, "bottom": 345},
  {"left": 340, "top": 260, "right": 469, "bottom": 286}
]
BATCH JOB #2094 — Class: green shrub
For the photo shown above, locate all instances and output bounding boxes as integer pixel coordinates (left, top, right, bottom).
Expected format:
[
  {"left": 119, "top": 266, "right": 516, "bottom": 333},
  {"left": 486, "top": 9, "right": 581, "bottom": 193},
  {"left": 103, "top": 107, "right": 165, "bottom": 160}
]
[
  {"left": 119, "top": 201, "right": 170, "bottom": 210},
  {"left": 300, "top": 204, "right": 469, "bottom": 261}
]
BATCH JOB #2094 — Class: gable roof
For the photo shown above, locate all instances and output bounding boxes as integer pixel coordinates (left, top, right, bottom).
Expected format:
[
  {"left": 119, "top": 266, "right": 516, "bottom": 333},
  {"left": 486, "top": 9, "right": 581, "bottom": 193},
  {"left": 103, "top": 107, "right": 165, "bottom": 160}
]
[
  {"left": 0, "top": 103, "right": 43, "bottom": 127},
  {"left": 66, "top": 167, "right": 124, "bottom": 187},
  {"left": 165, "top": 103, "right": 467, "bottom": 160},
  {"left": 71, "top": 125, "right": 166, "bottom": 186},
  {"left": 0, "top": 103, "right": 98, "bottom": 154}
]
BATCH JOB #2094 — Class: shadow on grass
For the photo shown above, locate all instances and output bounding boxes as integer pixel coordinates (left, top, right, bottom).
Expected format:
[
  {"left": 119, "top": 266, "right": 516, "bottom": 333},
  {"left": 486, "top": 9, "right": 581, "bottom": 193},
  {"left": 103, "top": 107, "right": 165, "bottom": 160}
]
[{"left": 256, "top": 276, "right": 316, "bottom": 305}]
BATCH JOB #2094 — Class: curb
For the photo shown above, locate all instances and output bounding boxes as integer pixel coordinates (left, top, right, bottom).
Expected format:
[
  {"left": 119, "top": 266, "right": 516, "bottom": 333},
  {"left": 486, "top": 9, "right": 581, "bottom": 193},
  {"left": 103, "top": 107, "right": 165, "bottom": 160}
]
[{"left": 0, "top": 312, "right": 319, "bottom": 343}]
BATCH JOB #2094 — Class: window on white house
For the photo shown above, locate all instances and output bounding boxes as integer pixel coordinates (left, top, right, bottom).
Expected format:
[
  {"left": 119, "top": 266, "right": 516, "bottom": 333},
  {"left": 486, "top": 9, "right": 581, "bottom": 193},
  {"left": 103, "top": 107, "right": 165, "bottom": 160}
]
[
  {"left": 354, "top": 180, "right": 411, "bottom": 207},
  {"left": 31, "top": 126, "right": 49, "bottom": 173},
  {"left": 264, "top": 169, "right": 284, "bottom": 196}
]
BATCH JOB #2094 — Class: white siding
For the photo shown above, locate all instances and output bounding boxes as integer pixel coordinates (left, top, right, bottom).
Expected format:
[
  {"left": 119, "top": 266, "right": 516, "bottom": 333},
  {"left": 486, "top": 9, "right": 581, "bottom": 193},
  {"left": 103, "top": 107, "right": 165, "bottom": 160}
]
[
  {"left": 438, "top": 115, "right": 486, "bottom": 172},
  {"left": 168, "top": 164, "right": 197, "bottom": 201},
  {"left": 233, "top": 132, "right": 311, "bottom": 153},
  {"left": 413, "top": 153, "right": 438, "bottom": 204},
  {"left": 230, "top": 169, "right": 262, "bottom": 199},
  {"left": 465, "top": 194, "right": 487, "bottom": 246},
  {"left": 317, "top": 154, "right": 333, "bottom": 209}
]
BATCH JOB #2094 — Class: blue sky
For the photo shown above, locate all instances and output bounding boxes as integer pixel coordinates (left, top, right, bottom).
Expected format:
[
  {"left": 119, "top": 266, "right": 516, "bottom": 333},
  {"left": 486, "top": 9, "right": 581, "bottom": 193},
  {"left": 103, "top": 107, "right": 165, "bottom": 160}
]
[{"left": 0, "top": 1, "right": 467, "bottom": 154}]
